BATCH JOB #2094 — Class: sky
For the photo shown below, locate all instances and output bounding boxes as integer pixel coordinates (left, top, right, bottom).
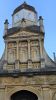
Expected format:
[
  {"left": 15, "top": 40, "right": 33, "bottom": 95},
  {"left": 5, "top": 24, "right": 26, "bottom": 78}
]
[{"left": 0, "top": 0, "right": 56, "bottom": 60}]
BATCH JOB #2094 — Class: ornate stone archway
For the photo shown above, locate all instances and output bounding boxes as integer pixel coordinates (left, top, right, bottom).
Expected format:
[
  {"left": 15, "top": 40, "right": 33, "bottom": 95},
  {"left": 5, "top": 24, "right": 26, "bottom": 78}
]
[{"left": 7, "top": 86, "right": 42, "bottom": 100}]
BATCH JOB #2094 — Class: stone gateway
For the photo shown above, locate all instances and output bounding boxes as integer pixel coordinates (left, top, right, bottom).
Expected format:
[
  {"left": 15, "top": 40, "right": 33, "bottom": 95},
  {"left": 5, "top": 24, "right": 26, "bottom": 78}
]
[{"left": 0, "top": 2, "right": 56, "bottom": 100}]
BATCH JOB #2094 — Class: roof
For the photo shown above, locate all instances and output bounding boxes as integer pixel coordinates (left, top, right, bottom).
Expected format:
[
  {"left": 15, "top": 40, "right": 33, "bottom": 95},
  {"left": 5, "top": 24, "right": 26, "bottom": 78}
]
[
  {"left": 12, "top": 2, "right": 37, "bottom": 16},
  {"left": 3, "top": 25, "right": 40, "bottom": 39}
]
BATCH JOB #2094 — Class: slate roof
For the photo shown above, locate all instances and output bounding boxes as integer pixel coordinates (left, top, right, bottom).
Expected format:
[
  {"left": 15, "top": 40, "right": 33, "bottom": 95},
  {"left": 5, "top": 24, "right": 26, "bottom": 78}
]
[{"left": 12, "top": 2, "right": 37, "bottom": 16}]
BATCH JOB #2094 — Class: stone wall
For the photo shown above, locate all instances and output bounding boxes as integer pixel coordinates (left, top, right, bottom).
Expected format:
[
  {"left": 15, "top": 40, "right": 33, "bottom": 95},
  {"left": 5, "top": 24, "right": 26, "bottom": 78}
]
[{"left": 0, "top": 75, "right": 56, "bottom": 100}]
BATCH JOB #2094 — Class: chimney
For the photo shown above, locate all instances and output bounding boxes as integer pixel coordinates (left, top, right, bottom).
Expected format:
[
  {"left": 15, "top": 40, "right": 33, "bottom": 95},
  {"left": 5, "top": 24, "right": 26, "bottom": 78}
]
[
  {"left": 39, "top": 16, "right": 45, "bottom": 33},
  {"left": 4, "top": 19, "right": 9, "bottom": 35}
]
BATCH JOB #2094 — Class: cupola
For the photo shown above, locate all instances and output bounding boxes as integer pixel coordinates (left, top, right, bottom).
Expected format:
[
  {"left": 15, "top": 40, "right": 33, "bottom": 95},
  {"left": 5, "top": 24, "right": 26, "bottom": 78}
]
[{"left": 12, "top": 2, "right": 38, "bottom": 27}]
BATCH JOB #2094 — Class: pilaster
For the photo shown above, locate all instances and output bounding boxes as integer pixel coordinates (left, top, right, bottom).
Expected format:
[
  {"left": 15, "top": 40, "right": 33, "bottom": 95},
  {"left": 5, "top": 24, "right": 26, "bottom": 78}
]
[
  {"left": 15, "top": 41, "right": 19, "bottom": 70},
  {"left": 28, "top": 40, "right": 32, "bottom": 68},
  {"left": 3, "top": 42, "right": 8, "bottom": 70},
  {"left": 39, "top": 37, "right": 45, "bottom": 68}
]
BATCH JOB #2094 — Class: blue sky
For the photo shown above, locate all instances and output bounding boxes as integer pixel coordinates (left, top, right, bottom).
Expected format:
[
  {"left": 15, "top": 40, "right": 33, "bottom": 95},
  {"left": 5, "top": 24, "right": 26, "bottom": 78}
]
[{"left": 0, "top": 0, "right": 56, "bottom": 59}]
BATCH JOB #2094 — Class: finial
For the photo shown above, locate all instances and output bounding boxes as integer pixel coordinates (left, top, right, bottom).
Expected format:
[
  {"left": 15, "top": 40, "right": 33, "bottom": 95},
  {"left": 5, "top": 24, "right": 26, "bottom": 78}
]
[
  {"left": 23, "top": 1, "right": 27, "bottom": 4},
  {"left": 4, "top": 19, "right": 9, "bottom": 35},
  {"left": 39, "top": 16, "right": 43, "bottom": 20},
  {"left": 4, "top": 19, "right": 9, "bottom": 24},
  {"left": 39, "top": 16, "right": 44, "bottom": 26},
  {"left": 39, "top": 16, "right": 45, "bottom": 33}
]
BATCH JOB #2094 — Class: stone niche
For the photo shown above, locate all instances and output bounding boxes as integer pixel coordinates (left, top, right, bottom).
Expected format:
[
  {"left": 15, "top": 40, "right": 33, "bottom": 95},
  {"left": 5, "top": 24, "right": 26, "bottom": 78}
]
[{"left": 7, "top": 42, "right": 17, "bottom": 63}]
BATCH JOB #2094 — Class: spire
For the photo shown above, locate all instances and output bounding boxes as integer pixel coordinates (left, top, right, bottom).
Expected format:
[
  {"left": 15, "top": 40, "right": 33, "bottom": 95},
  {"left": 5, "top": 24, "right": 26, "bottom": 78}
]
[{"left": 23, "top": 1, "right": 27, "bottom": 4}]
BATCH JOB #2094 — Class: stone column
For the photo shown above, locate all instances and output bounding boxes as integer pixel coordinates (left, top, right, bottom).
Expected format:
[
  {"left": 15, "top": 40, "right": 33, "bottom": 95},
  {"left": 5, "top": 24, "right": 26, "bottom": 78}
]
[
  {"left": 49, "top": 90, "right": 52, "bottom": 100},
  {"left": 41, "top": 87, "right": 44, "bottom": 100},
  {"left": 28, "top": 40, "right": 31, "bottom": 59},
  {"left": 15, "top": 41, "right": 19, "bottom": 70},
  {"left": 3, "top": 41, "right": 8, "bottom": 70},
  {"left": 17, "top": 41, "right": 19, "bottom": 60},
  {"left": 43, "top": 88, "right": 50, "bottom": 100},
  {"left": 28, "top": 40, "right": 32, "bottom": 68}
]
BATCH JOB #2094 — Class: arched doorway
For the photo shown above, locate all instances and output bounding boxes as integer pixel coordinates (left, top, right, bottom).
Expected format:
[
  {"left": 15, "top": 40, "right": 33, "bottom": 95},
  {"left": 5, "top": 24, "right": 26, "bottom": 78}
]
[{"left": 11, "top": 90, "right": 38, "bottom": 100}]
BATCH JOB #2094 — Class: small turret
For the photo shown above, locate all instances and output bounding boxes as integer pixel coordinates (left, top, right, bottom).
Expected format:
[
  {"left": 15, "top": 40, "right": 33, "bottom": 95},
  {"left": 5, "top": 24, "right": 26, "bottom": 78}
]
[
  {"left": 53, "top": 52, "right": 56, "bottom": 63},
  {"left": 4, "top": 19, "right": 9, "bottom": 35},
  {"left": 39, "top": 16, "right": 45, "bottom": 33}
]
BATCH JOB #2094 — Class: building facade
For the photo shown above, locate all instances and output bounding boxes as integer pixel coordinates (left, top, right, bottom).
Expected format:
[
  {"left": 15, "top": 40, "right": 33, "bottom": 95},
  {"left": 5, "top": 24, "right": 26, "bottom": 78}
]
[{"left": 0, "top": 2, "right": 56, "bottom": 100}]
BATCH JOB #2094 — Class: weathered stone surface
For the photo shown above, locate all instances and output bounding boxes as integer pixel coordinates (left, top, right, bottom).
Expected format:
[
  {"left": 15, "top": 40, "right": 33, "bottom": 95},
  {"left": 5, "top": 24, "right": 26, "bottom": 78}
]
[{"left": 0, "top": 2, "right": 56, "bottom": 100}]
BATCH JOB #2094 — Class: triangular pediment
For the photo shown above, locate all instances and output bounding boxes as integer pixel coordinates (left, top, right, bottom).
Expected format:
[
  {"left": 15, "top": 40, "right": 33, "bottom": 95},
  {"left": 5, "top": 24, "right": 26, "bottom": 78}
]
[{"left": 8, "top": 31, "right": 38, "bottom": 38}]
